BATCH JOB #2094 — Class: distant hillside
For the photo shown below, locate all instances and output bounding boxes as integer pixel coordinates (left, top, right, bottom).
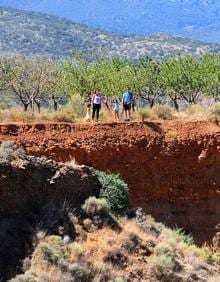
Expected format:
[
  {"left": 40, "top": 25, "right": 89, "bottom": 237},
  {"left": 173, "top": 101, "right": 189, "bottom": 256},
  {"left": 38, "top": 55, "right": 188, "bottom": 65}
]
[
  {"left": 2, "top": 0, "right": 220, "bottom": 43},
  {"left": 0, "top": 7, "right": 220, "bottom": 60}
]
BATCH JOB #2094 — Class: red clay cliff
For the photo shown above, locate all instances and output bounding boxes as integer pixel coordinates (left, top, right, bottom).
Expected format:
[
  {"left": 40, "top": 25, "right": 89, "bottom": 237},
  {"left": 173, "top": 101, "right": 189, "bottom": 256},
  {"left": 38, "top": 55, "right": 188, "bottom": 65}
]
[{"left": 0, "top": 121, "right": 219, "bottom": 244}]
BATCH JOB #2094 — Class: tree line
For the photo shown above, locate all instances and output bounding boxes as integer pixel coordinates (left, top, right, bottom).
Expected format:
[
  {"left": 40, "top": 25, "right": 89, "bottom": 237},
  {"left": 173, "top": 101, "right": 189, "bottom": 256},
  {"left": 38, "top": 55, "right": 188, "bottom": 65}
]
[{"left": 0, "top": 53, "right": 220, "bottom": 112}]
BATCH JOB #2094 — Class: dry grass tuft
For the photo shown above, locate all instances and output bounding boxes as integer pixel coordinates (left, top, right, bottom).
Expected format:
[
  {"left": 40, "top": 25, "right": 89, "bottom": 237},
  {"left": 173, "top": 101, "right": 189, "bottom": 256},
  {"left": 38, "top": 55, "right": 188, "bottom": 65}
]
[
  {"left": 152, "top": 104, "right": 174, "bottom": 120},
  {"left": 136, "top": 107, "right": 153, "bottom": 122}
]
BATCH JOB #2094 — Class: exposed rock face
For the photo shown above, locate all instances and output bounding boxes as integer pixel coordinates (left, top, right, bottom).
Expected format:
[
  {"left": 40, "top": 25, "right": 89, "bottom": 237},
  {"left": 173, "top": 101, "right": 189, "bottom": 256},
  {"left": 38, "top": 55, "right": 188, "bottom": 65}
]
[
  {"left": 0, "top": 121, "right": 219, "bottom": 245},
  {"left": 0, "top": 142, "right": 100, "bottom": 280},
  {"left": 0, "top": 145, "right": 100, "bottom": 216}
]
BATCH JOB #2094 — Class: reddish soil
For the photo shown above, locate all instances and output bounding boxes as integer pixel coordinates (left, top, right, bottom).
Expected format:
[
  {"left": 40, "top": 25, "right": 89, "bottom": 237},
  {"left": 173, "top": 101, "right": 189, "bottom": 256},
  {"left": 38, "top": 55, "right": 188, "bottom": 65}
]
[{"left": 0, "top": 120, "right": 219, "bottom": 244}]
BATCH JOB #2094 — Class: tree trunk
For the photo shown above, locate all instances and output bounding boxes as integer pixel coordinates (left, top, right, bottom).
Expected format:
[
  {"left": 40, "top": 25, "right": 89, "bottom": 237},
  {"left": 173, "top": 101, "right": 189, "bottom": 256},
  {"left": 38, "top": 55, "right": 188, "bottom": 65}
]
[
  {"left": 53, "top": 101, "right": 58, "bottom": 111},
  {"left": 150, "top": 100, "right": 154, "bottom": 108},
  {"left": 24, "top": 104, "right": 29, "bottom": 112},
  {"left": 52, "top": 94, "right": 58, "bottom": 111},
  {"left": 173, "top": 99, "right": 179, "bottom": 112},
  {"left": 35, "top": 102, "right": 41, "bottom": 113},
  {"left": 214, "top": 97, "right": 220, "bottom": 103}
]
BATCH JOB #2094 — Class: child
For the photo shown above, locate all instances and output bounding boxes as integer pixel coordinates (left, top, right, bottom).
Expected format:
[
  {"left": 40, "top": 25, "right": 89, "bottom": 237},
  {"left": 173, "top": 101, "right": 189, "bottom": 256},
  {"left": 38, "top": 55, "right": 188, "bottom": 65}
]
[
  {"left": 113, "top": 99, "right": 120, "bottom": 121},
  {"left": 85, "top": 95, "right": 92, "bottom": 121}
]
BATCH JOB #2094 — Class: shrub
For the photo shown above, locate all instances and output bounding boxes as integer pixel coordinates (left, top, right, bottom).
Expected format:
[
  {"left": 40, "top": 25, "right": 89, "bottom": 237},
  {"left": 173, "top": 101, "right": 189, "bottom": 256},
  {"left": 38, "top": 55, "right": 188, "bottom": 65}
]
[
  {"left": 9, "top": 273, "right": 37, "bottom": 282},
  {"left": 0, "top": 101, "right": 11, "bottom": 110},
  {"left": 152, "top": 253, "right": 176, "bottom": 280},
  {"left": 70, "top": 242, "right": 83, "bottom": 258},
  {"left": 95, "top": 171, "right": 130, "bottom": 215},
  {"left": 183, "top": 104, "right": 208, "bottom": 120},
  {"left": 160, "top": 228, "right": 194, "bottom": 246},
  {"left": 151, "top": 241, "right": 182, "bottom": 280},
  {"left": 38, "top": 241, "right": 63, "bottom": 265},
  {"left": 0, "top": 141, "right": 26, "bottom": 162},
  {"left": 21, "top": 257, "right": 31, "bottom": 273},
  {"left": 172, "top": 228, "right": 194, "bottom": 246},
  {"left": 165, "top": 130, "right": 177, "bottom": 140},
  {"left": 154, "top": 242, "right": 174, "bottom": 257},
  {"left": 135, "top": 208, "right": 165, "bottom": 238},
  {"left": 103, "top": 248, "right": 128, "bottom": 268},
  {"left": 208, "top": 103, "right": 220, "bottom": 122},
  {"left": 47, "top": 235, "right": 64, "bottom": 245},
  {"left": 98, "top": 109, "right": 113, "bottom": 123},
  {"left": 91, "top": 261, "right": 113, "bottom": 281},
  {"left": 152, "top": 105, "right": 174, "bottom": 120},
  {"left": 137, "top": 107, "right": 152, "bottom": 122},
  {"left": 196, "top": 247, "right": 220, "bottom": 265},
  {"left": 8, "top": 111, "right": 36, "bottom": 122},
  {"left": 185, "top": 104, "right": 207, "bottom": 116},
  {"left": 47, "top": 111, "right": 75, "bottom": 122},
  {"left": 82, "top": 197, "right": 109, "bottom": 215},
  {"left": 68, "top": 96, "right": 87, "bottom": 120}
]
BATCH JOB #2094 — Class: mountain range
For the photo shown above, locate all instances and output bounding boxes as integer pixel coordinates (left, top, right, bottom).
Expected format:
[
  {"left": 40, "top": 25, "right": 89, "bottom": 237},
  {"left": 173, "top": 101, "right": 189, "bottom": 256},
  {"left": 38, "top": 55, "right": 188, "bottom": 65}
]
[
  {"left": 1, "top": 0, "right": 220, "bottom": 43},
  {"left": 0, "top": 7, "right": 220, "bottom": 60}
]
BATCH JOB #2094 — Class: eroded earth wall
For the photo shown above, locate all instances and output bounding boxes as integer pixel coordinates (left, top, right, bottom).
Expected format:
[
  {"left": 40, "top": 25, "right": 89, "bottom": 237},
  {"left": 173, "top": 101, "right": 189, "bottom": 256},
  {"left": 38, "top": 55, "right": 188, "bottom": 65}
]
[{"left": 0, "top": 121, "right": 219, "bottom": 244}]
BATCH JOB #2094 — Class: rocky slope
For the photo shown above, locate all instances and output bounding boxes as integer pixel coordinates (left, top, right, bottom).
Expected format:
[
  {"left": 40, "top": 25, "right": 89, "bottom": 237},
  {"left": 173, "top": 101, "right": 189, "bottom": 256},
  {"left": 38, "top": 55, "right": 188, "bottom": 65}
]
[
  {"left": 3, "top": 0, "right": 220, "bottom": 43},
  {"left": 0, "top": 121, "right": 219, "bottom": 245},
  {"left": 1, "top": 7, "right": 220, "bottom": 59}
]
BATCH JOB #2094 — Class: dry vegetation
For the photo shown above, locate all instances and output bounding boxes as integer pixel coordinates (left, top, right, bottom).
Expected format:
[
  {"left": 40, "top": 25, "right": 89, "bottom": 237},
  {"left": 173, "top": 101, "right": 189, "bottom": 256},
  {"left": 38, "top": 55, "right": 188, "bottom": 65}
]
[
  {"left": 0, "top": 145, "right": 218, "bottom": 281},
  {"left": 9, "top": 199, "right": 220, "bottom": 282},
  {"left": 1, "top": 103, "right": 220, "bottom": 124}
]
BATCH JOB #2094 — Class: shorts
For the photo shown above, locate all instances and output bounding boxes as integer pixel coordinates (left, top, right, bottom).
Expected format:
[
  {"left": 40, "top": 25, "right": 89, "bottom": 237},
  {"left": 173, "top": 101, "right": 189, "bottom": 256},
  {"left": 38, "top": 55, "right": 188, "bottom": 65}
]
[{"left": 123, "top": 104, "right": 131, "bottom": 110}]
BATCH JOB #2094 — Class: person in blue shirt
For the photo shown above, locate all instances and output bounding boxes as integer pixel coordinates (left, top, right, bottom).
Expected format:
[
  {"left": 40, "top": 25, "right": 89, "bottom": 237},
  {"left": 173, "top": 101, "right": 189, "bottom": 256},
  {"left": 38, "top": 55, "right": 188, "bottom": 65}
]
[{"left": 122, "top": 87, "right": 133, "bottom": 121}]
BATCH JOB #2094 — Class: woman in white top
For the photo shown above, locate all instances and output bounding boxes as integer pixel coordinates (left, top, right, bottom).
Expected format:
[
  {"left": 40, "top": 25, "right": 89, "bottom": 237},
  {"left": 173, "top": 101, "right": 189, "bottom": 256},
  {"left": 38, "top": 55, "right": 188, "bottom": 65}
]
[{"left": 92, "top": 90, "right": 102, "bottom": 121}]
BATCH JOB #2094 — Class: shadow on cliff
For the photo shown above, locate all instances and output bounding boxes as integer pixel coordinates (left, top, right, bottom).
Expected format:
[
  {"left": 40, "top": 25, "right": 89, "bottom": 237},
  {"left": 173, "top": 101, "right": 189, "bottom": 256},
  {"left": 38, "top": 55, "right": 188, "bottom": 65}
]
[
  {"left": 0, "top": 141, "right": 101, "bottom": 281},
  {"left": 0, "top": 201, "right": 77, "bottom": 280},
  {"left": 141, "top": 121, "right": 163, "bottom": 134}
]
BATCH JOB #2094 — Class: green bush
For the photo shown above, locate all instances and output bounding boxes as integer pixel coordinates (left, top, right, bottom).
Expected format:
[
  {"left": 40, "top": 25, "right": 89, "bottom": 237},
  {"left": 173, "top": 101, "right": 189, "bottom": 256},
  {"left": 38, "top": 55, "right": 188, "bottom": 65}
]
[
  {"left": 95, "top": 171, "right": 130, "bottom": 215},
  {"left": 152, "top": 105, "right": 174, "bottom": 120},
  {"left": 172, "top": 228, "right": 194, "bottom": 246}
]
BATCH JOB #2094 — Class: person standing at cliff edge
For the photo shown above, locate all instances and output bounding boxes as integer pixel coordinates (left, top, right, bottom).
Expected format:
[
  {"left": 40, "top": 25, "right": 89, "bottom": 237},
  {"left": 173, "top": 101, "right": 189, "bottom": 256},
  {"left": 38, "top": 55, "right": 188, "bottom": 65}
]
[
  {"left": 92, "top": 90, "right": 102, "bottom": 122},
  {"left": 122, "top": 87, "right": 133, "bottom": 121}
]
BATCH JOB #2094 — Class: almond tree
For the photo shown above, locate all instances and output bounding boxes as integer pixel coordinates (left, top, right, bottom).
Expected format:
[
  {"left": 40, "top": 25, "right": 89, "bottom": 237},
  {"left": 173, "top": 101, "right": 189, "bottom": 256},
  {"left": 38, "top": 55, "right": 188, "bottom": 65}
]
[
  {"left": 160, "top": 58, "right": 182, "bottom": 111},
  {"left": 0, "top": 56, "right": 57, "bottom": 112},
  {"left": 200, "top": 53, "right": 220, "bottom": 103},
  {"left": 133, "top": 58, "right": 165, "bottom": 108}
]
